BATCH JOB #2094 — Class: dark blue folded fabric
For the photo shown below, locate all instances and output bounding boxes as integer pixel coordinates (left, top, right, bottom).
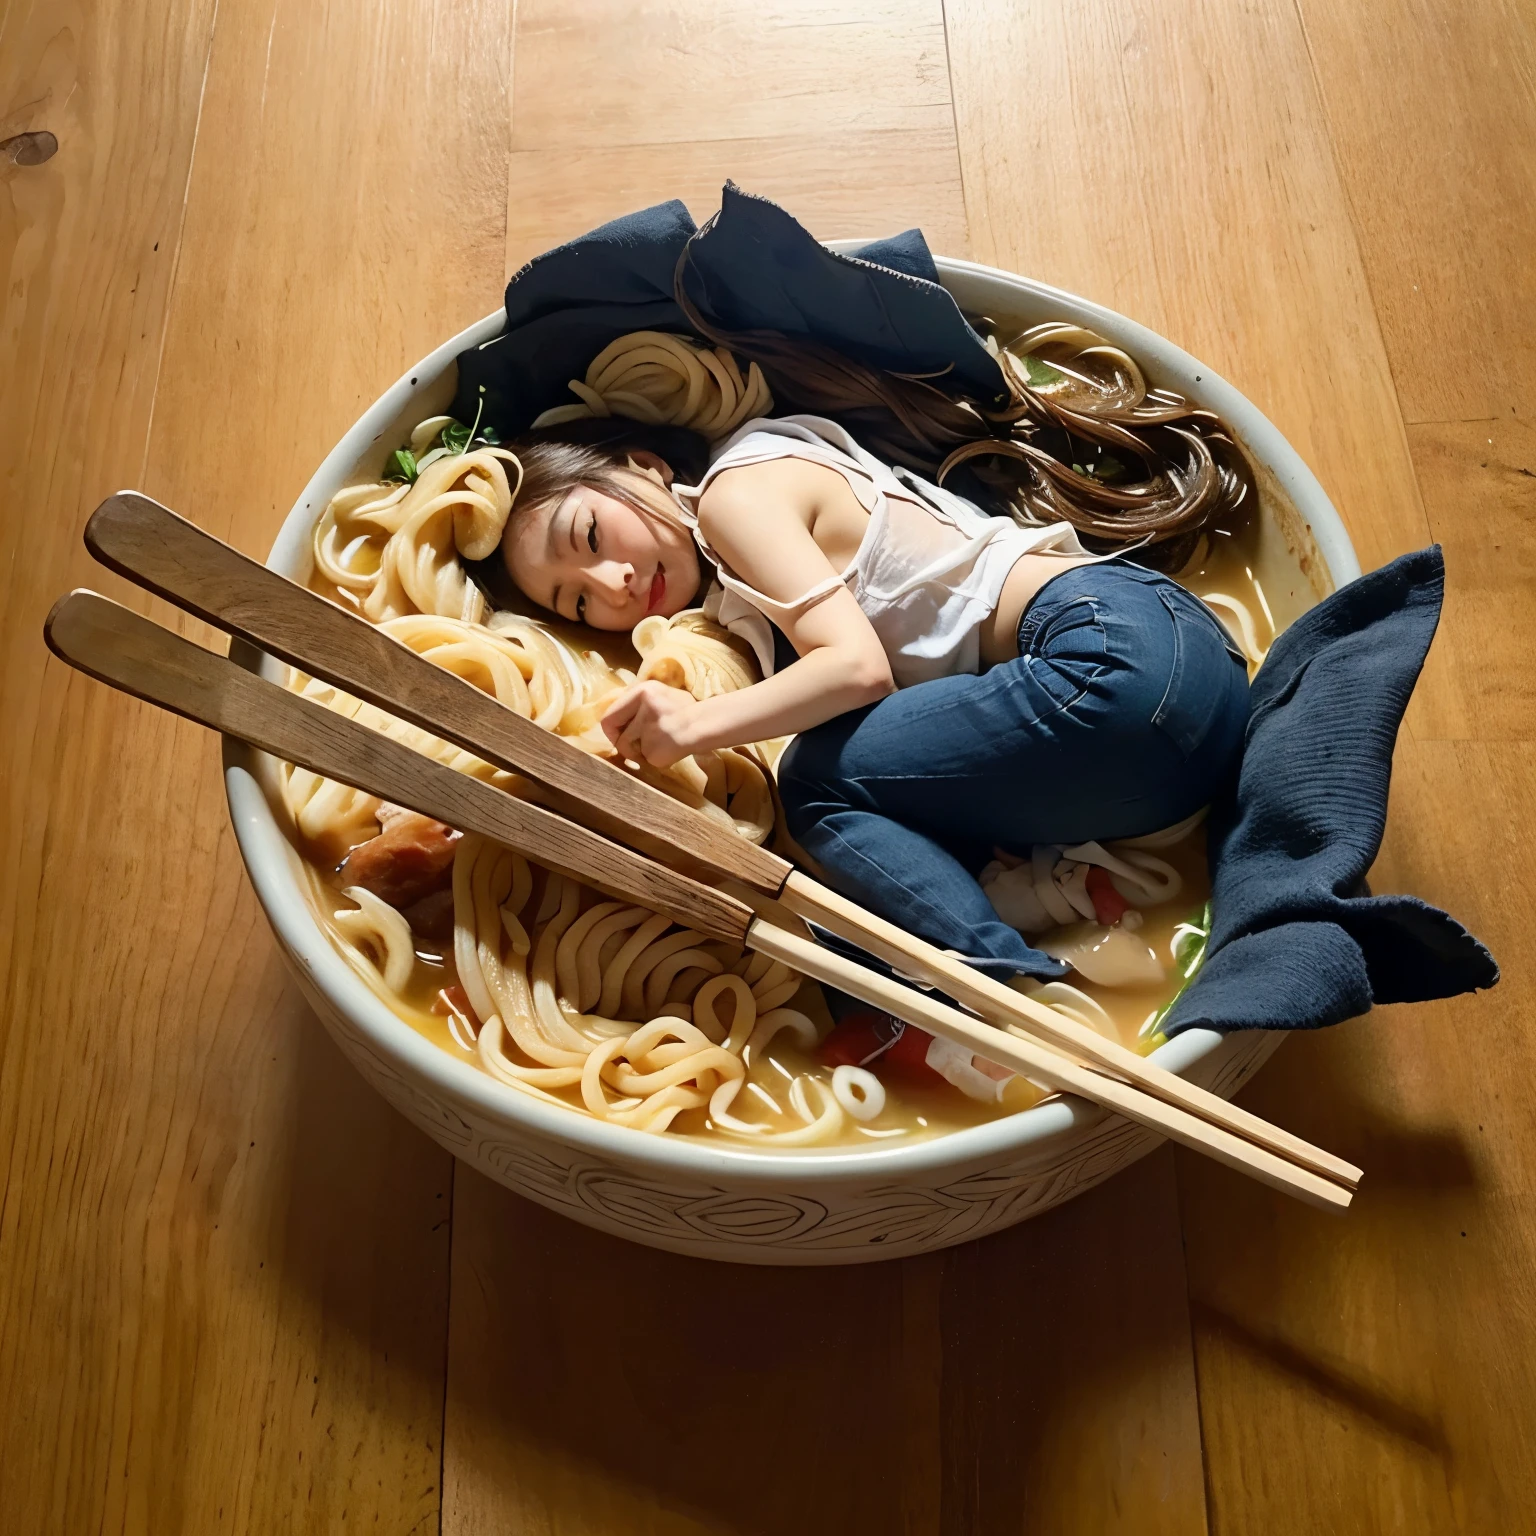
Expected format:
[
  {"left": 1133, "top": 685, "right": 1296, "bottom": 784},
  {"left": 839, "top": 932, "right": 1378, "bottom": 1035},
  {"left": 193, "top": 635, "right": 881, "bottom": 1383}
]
[
  {"left": 452, "top": 182, "right": 1006, "bottom": 432},
  {"left": 1163, "top": 546, "right": 1498, "bottom": 1034}
]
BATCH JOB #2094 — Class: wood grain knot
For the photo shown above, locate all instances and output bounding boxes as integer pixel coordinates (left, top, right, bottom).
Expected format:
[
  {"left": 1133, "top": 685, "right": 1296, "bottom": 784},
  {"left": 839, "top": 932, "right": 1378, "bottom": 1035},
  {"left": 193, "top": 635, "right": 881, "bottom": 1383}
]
[{"left": 2, "top": 131, "right": 58, "bottom": 166}]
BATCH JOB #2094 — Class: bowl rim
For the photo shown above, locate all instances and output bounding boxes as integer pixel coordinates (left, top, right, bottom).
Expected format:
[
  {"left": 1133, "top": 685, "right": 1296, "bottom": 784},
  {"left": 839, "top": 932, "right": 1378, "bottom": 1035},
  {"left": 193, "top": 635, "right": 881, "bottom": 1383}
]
[{"left": 224, "top": 251, "right": 1360, "bottom": 1187}]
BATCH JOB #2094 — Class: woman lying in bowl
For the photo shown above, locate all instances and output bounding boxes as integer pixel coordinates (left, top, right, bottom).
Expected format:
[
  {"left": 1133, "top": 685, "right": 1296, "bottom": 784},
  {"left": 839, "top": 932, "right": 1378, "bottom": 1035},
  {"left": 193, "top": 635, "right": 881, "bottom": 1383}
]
[{"left": 480, "top": 412, "right": 1248, "bottom": 977}]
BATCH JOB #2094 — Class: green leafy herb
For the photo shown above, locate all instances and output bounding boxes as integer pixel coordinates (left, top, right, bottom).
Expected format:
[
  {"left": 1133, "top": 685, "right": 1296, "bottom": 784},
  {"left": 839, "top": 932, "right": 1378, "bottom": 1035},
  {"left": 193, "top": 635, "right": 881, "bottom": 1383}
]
[
  {"left": 437, "top": 386, "right": 498, "bottom": 459},
  {"left": 466, "top": 384, "right": 488, "bottom": 449},
  {"left": 383, "top": 447, "right": 418, "bottom": 483},
  {"left": 1071, "top": 452, "right": 1129, "bottom": 484},
  {"left": 1139, "top": 900, "right": 1212, "bottom": 1051},
  {"left": 1021, "top": 352, "right": 1065, "bottom": 389}
]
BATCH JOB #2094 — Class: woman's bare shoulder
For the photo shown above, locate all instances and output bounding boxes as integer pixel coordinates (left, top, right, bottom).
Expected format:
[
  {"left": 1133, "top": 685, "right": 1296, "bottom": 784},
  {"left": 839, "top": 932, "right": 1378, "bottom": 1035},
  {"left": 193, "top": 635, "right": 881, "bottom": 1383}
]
[{"left": 697, "top": 455, "right": 851, "bottom": 531}]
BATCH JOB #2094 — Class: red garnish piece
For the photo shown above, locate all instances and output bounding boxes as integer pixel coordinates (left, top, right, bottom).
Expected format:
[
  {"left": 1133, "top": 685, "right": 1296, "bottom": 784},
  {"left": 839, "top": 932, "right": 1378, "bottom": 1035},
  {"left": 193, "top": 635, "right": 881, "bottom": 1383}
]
[{"left": 1086, "top": 865, "right": 1131, "bottom": 925}]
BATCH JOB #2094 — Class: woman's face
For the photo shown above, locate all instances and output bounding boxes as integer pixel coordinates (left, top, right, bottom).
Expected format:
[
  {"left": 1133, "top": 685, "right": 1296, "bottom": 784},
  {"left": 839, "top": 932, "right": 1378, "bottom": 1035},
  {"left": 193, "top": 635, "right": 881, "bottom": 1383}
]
[{"left": 501, "top": 460, "right": 701, "bottom": 632}]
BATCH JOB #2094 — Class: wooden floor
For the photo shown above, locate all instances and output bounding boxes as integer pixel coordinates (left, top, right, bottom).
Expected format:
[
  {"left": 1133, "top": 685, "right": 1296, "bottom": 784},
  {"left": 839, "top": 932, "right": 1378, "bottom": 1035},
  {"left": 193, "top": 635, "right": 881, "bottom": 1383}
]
[{"left": 4, "top": 0, "right": 1533, "bottom": 1529}]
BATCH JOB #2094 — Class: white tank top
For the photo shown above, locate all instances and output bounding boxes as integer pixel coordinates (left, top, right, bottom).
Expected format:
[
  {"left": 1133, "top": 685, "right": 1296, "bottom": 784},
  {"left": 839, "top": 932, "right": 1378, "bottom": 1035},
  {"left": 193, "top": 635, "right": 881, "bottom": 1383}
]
[{"left": 671, "top": 415, "right": 1094, "bottom": 686}]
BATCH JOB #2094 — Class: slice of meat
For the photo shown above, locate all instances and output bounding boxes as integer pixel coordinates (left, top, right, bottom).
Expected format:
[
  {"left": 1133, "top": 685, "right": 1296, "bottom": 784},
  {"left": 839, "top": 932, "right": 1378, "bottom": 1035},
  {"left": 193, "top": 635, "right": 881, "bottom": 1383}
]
[
  {"left": 403, "top": 887, "right": 456, "bottom": 943},
  {"left": 340, "top": 810, "right": 460, "bottom": 910}
]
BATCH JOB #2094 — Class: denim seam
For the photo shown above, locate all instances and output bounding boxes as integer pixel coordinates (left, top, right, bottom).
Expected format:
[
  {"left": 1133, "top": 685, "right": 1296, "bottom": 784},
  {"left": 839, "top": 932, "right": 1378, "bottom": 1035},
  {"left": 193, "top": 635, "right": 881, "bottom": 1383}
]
[
  {"left": 1151, "top": 585, "right": 1185, "bottom": 738},
  {"left": 819, "top": 823, "right": 958, "bottom": 911},
  {"left": 1014, "top": 595, "right": 1107, "bottom": 724},
  {"left": 1016, "top": 591, "right": 1100, "bottom": 656}
]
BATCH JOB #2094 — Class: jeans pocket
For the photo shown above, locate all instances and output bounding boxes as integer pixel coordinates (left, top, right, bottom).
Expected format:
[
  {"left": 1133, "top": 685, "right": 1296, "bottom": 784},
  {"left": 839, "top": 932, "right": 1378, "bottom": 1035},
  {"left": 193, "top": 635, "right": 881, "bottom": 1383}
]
[
  {"left": 1027, "top": 595, "right": 1108, "bottom": 712},
  {"left": 1151, "top": 586, "right": 1228, "bottom": 758}
]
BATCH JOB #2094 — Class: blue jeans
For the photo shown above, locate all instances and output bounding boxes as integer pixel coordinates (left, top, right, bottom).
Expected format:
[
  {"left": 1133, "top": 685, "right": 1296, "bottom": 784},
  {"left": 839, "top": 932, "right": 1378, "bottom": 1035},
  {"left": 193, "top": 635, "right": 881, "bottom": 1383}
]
[{"left": 777, "top": 561, "right": 1250, "bottom": 975}]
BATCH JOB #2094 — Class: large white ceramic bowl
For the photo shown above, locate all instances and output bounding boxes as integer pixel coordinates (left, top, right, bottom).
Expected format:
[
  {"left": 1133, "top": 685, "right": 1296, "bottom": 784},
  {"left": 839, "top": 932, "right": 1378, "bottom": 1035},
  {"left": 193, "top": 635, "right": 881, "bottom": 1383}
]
[{"left": 224, "top": 252, "right": 1360, "bottom": 1265}]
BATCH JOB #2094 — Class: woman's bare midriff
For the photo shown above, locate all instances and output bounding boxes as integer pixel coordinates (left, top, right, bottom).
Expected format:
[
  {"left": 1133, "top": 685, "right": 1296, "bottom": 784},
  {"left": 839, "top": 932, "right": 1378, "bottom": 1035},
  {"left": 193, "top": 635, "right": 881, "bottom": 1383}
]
[{"left": 980, "top": 552, "right": 1097, "bottom": 666}]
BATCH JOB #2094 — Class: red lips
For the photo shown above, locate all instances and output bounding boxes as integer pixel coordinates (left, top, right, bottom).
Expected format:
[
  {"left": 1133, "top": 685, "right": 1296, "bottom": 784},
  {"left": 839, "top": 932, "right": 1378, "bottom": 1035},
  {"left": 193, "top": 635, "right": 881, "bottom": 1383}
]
[{"left": 644, "top": 568, "right": 667, "bottom": 615}]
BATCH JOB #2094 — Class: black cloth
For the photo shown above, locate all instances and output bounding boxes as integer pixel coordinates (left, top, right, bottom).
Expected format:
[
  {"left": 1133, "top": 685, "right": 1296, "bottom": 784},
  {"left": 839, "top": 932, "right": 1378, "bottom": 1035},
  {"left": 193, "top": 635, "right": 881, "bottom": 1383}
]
[
  {"left": 452, "top": 182, "right": 1008, "bottom": 433},
  {"left": 1163, "top": 546, "right": 1498, "bottom": 1034}
]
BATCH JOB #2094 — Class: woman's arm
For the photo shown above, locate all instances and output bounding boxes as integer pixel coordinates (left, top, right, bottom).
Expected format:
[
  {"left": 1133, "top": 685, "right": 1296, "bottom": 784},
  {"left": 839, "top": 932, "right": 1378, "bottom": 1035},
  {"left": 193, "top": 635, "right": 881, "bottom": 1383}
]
[{"left": 601, "top": 460, "right": 893, "bottom": 767}]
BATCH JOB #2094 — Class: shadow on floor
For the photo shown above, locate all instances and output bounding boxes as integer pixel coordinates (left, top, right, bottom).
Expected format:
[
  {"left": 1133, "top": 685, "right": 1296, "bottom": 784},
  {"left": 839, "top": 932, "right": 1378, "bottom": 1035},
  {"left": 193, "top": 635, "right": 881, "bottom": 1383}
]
[{"left": 440, "top": 1148, "right": 1212, "bottom": 1536}]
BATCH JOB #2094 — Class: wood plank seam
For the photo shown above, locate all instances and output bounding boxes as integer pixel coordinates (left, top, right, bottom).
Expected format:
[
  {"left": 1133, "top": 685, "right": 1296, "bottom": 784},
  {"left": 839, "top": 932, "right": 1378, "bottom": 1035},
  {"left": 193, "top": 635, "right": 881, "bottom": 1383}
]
[{"left": 138, "top": 0, "right": 223, "bottom": 487}]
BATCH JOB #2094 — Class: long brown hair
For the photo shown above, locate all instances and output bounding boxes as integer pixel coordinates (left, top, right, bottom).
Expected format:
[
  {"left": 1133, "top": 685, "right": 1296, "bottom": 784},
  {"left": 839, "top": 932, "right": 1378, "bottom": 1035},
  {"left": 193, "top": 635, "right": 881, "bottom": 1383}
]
[{"left": 671, "top": 223, "right": 1249, "bottom": 562}]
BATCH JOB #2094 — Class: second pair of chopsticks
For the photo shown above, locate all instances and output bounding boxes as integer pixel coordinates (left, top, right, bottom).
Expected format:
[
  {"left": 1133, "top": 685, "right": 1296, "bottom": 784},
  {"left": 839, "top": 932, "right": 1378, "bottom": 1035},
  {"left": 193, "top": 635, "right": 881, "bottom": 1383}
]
[{"left": 58, "top": 491, "right": 1360, "bottom": 1208}]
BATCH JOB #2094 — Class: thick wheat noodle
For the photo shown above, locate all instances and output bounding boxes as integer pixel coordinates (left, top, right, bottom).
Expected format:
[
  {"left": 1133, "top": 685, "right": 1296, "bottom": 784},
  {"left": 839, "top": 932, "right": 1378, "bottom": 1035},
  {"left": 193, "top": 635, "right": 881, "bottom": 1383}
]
[
  {"left": 452, "top": 844, "right": 852, "bottom": 1140},
  {"left": 742, "top": 1008, "right": 819, "bottom": 1069},
  {"left": 699, "top": 1009, "right": 767, "bottom": 1132},
  {"left": 645, "top": 948, "right": 723, "bottom": 1016},
  {"left": 533, "top": 330, "right": 773, "bottom": 441},
  {"left": 485, "top": 854, "right": 590, "bottom": 1067},
  {"left": 580, "top": 1033, "right": 646, "bottom": 1117},
  {"left": 692, "top": 974, "right": 758, "bottom": 1054},
  {"left": 714, "top": 751, "right": 773, "bottom": 840},
  {"left": 474, "top": 846, "right": 521, "bottom": 1016},
  {"left": 476, "top": 1016, "right": 585, "bottom": 1090},
  {"left": 605, "top": 1038, "right": 743, "bottom": 1099},
  {"left": 360, "top": 449, "right": 523, "bottom": 622},
  {"left": 1199, "top": 591, "right": 1270, "bottom": 668},
  {"left": 690, "top": 348, "right": 737, "bottom": 438},
  {"left": 582, "top": 1030, "right": 713, "bottom": 1128},
  {"left": 592, "top": 912, "right": 673, "bottom": 1019},
  {"left": 572, "top": 906, "right": 651, "bottom": 1013},
  {"left": 833, "top": 1065, "right": 887, "bottom": 1122},
  {"left": 634, "top": 610, "right": 759, "bottom": 696},
  {"left": 485, "top": 613, "right": 580, "bottom": 729},
  {"left": 554, "top": 899, "right": 629, "bottom": 1006},
  {"left": 749, "top": 970, "right": 804, "bottom": 1015},
  {"left": 314, "top": 444, "right": 520, "bottom": 616},
  {"left": 741, "top": 951, "right": 777, "bottom": 987},
  {"left": 454, "top": 839, "right": 579, "bottom": 1069},
  {"left": 620, "top": 927, "right": 713, "bottom": 1017},
  {"left": 1022, "top": 980, "right": 1118, "bottom": 1039},
  {"left": 292, "top": 765, "right": 377, "bottom": 850},
  {"left": 333, "top": 885, "right": 416, "bottom": 994},
  {"left": 635, "top": 757, "right": 772, "bottom": 844},
  {"left": 313, "top": 483, "right": 408, "bottom": 591},
  {"left": 452, "top": 835, "right": 499, "bottom": 1027},
  {"left": 381, "top": 620, "right": 535, "bottom": 717},
  {"left": 499, "top": 854, "right": 534, "bottom": 955},
  {"left": 532, "top": 879, "right": 629, "bottom": 1047},
  {"left": 595, "top": 927, "right": 632, "bottom": 977},
  {"left": 773, "top": 1077, "right": 845, "bottom": 1145}
]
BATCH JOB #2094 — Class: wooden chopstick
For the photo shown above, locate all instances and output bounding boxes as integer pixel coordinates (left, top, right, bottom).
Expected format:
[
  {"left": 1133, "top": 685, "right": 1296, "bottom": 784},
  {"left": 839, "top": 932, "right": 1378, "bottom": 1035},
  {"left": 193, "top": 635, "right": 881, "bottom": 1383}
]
[
  {"left": 746, "top": 925, "right": 1351, "bottom": 1210},
  {"left": 773, "top": 874, "right": 1361, "bottom": 1190},
  {"left": 43, "top": 589, "right": 1352, "bottom": 1211},
  {"left": 44, "top": 590, "right": 753, "bottom": 944},
  {"left": 85, "top": 493, "right": 788, "bottom": 892},
  {"left": 83, "top": 492, "right": 1360, "bottom": 1193}
]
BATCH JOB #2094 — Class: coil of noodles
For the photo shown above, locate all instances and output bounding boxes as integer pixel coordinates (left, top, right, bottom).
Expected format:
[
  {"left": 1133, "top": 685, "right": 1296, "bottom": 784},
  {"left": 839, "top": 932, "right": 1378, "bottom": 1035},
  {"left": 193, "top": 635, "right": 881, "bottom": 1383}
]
[{"left": 530, "top": 331, "right": 774, "bottom": 441}]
